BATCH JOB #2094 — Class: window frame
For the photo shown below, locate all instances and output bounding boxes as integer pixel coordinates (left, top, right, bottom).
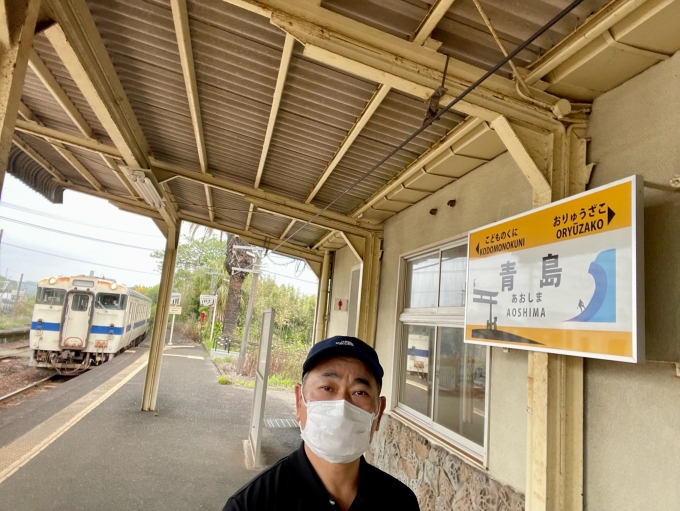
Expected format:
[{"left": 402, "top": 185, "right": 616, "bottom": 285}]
[{"left": 392, "top": 234, "right": 491, "bottom": 465}]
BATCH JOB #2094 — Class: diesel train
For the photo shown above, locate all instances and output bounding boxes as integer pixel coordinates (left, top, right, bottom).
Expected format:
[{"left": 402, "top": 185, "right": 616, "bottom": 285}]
[{"left": 29, "top": 275, "right": 151, "bottom": 374}]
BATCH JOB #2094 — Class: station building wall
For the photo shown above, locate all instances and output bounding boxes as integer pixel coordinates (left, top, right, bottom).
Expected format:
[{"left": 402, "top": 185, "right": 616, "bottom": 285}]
[
  {"left": 326, "top": 245, "right": 361, "bottom": 338},
  {"left": 582, "top": 50, "right": 680, "bottom": 511},
  {"left": 325, "top": 52, "right": 679, "bottom": 511}
]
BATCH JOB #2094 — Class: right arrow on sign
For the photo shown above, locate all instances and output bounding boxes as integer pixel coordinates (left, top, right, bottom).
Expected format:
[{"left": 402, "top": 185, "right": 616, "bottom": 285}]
[
  {"left": 476, "top": 243, "right": 480, "bottom": 255},
  {"left": 607, "top": 207, "right": 616, "bottom": 225}
]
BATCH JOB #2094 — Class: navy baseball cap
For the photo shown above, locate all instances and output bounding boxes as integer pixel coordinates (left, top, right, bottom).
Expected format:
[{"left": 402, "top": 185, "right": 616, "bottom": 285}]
[{"left": 302, "top": 336, "right": 384, "bottom": 387}]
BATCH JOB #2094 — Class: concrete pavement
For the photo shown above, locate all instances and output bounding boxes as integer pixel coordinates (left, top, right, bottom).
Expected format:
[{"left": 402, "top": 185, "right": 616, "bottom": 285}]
[{"left": 0, "top": 342, "right": 301, "bottom": 510}]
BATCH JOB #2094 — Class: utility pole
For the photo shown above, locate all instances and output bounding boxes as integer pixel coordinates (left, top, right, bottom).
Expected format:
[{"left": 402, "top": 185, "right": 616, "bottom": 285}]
[
  {"left": 236, "top": 247, "right": 263, "bottom": 375},
  {"left": 14, "top": 273, "right": 23, "bottom": 309}
]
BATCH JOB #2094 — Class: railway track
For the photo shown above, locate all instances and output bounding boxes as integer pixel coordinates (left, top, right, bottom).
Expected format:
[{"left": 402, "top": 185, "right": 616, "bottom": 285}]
[
  {"left": 0, "top": 343, "right": 30, "bottom": 361},
  {"left": 0, "top": 374, "right": 60, "bottom": 404}
]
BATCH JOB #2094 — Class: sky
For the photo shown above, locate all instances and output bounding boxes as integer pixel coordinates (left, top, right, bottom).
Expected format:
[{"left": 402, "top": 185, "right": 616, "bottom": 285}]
[{"left": 0, "top": 174, "right": 318, "bottom": 295}]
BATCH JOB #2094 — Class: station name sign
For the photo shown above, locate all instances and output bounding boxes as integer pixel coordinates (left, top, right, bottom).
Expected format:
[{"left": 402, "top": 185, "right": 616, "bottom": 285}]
[{"left": 464, "top": 176, "right": 644, "bottom": 363}]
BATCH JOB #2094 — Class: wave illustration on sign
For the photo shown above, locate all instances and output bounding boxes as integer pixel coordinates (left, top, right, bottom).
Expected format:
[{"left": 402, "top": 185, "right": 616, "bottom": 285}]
[{"left": 569, "top": 249, "right": 617, "bottom": 323}]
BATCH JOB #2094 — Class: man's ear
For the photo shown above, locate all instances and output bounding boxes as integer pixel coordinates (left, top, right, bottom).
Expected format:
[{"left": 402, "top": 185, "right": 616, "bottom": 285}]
[
  {"left": 294, "top": 383, "right": 303, "bottom": 421},
  {"left": 373, "top": 396, "right": 387, "bottom": 431}
]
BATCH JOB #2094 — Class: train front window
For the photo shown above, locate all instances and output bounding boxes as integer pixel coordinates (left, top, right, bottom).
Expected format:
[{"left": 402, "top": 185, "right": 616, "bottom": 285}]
[
  {"left": 71, "top": 294, "right": 90, "bottom": 311},
  {"left": 36, "top": 287, "right": 66, "bottom": 306},
  {"left": 96, "top": 293, "right": 127, "bottom": 310}
]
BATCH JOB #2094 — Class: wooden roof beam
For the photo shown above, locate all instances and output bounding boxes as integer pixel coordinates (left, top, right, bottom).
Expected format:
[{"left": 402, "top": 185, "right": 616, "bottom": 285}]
[
  {"left": 43, "top": 2, "right": 178, "bottom": 229},
  {"left": 411, "top": 0, "right": 456, "bottom": 46},
  {"left": 305, "top": 83, "right": 390, "bottom": 204},
  {"left": 170, "top": 0, "right": 214, "bottom": 222},
  {"left": 28, "top": 48, "right": 140, "bottom": 198},
  {"left": 8, "top": 119, "right": 381, "bottom": 237},
  {"left": 178, "top": 212, "right": 324, "bottom": 264},
  {"left": 17, "top": 101, "right": 104, "bottom": 192},
  {"left": 221, "top": 0, "right": 561, "bottom": 125}
]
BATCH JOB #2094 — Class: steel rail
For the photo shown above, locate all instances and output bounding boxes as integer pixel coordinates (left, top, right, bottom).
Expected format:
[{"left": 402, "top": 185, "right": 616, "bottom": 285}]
[{"left": 0, "top": 374, "right": 58, "bottom": 404}]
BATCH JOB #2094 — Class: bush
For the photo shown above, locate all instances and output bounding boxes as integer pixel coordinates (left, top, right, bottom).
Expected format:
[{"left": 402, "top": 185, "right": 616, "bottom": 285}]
[{"left": 218, "top": 375, "right": 230, "bottom": 385}]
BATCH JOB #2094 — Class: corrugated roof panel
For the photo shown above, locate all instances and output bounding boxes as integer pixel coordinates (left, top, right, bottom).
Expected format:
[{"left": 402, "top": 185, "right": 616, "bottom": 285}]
[
  {"left": 259, "top": 54, "right": 378, "bottom": 202},
  {"left": 167, "top": 178, "right": 209, "bottom": 217},
  {"left": 311, "top": 90, "right": 465, "bottom": 214},
  {"left": 210, "top": 188, "right": 251, "bottom": 230},
  {"left": 63, "top": 147, "right": 130, "bottom": 195},
  {"left": 288, "top": 223, "right": 328, "bottom": 248},
  {"left": 88, "top": 0, "right": 201, "bottom": 171},
  {"left": 188, "top": 0, "right": 284, "bottom": 185},
  {"left": 249, "top": 211, "right": 291, "bottom": 240},
  {"left": 31, "top": 33, "right": 116, "bottom": 147},
  {"left": 321, "top": 0, "right": 608, "bottom": 77},
  {"left": 15, "top": 133, "right": 91, "bottom": 188}
]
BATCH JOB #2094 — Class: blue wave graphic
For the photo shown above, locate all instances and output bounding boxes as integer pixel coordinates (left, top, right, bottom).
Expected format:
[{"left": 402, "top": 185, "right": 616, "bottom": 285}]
[{"left": 569, "top": 249, "right": 616, "bottom": 323}]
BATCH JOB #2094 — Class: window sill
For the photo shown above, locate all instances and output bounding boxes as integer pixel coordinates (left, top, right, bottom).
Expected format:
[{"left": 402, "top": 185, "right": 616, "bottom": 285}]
[{"left": 386, "top": 408, "right": 487, "bottom": 470}]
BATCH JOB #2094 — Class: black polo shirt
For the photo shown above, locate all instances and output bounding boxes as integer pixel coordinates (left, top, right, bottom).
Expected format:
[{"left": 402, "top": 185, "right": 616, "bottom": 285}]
[{"left": 222, "top": 443, "right": 419, "bottom": 511}]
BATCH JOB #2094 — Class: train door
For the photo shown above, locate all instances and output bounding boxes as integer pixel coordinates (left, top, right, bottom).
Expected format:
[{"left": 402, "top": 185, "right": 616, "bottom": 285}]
[{"left": 61, "top": 291, "right": 94, "bottom": 349}]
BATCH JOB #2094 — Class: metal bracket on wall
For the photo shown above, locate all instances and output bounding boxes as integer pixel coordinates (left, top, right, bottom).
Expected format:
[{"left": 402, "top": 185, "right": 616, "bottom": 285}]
[{"left": 675, "top": 362, "right": 680, "bottom": 378}]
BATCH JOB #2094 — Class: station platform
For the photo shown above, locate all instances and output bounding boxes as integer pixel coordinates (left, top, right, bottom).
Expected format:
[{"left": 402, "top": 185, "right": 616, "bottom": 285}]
[{"left": 0, "top": 342, "right": 302, "bottom": 510}]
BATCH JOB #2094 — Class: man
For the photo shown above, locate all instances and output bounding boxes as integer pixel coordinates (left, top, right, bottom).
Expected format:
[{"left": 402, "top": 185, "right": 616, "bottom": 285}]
[{"left": 222, "top": 336, "right": 420, "bottom": 511}]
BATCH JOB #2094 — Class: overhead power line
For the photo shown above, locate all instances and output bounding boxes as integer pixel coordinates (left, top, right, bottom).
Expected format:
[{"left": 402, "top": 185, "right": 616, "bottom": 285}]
[
  {"left": 0, "top": 216, "right": 163, "bottom": 251},
  {"left": 0, "top": 201, "right": 164, "bottom": 238},
  {"left": 0, "top": 242, "right": 159, "bottom": 275}
]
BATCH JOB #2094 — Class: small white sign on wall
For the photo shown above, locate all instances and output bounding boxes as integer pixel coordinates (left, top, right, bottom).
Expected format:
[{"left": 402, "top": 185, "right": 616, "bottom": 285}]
[{"left": 334, "top": 298, "right": 348, "bottom": 311}]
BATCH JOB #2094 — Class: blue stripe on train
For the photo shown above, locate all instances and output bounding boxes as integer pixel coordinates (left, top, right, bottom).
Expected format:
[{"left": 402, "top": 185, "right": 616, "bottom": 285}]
[
  {"left": 407, "top": 348, "right": 429, "bottom": 357},
  {"left": 90, "top": 325, "right": 124, "bottom": 335},
  {"left": 30, "top": 321, "right": 61, "bottom": 331},
  {"left": 32, "top": 322, "right": 141, "bottom": 335}
]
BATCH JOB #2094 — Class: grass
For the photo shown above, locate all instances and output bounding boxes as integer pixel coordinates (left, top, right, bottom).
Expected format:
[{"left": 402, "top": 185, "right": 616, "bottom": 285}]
[
  {"left": 218, "top": 375, "right": 230, "bottom": 385},
  {"left": 213, "top": 344, "right": 307, "bottom": 391},
  {"left": 0, "top": 314, "right": 32, "bottom": 330}
]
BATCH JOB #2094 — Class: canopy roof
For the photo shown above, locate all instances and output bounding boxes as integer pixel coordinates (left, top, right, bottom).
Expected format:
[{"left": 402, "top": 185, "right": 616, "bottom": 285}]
[{"left": 10, "top": 0, "right": 680, "bottom": 262}]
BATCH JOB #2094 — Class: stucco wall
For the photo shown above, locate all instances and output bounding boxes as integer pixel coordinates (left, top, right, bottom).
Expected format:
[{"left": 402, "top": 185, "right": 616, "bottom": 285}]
[
  {"left": 375, "top": 152, "right": 534, "bottom": 493},
  {"left": 326, "top": 245, "right": 360, "bottom": 338},
  {"left": 583, "top": 52, "right": 680, "bottom": 510}
]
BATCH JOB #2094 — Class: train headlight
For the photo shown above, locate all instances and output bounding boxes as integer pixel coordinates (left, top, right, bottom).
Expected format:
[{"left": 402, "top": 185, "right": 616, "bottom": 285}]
[
  {"left": 110, "top": 282, "right": 118, "bottom": 290},
  {"left": 48, "top": 277, "right": 57, "bottom": 284}
]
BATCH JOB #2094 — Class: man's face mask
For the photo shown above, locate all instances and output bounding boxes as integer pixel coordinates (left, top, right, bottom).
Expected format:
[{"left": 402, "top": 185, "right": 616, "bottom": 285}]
[{"left": 299, "top": 389, "right": 377, "bottom": 464}]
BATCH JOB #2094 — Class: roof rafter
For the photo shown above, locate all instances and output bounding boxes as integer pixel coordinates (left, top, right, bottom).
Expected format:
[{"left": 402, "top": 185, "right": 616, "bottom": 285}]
[
  {"left": 17, "top": 100, "right": 104, "bottom": 192},
  {"left": 170, "top": 0, "right": 215, "bottom": 222},
  {"left": 221, "top": 0, "right": 560, "bottom": 125},
  {"left": 246, "top": 32, "right": 295, "bottom": 232},
  {"left": 43, "top": 1, "right": 179, "bottom": 235},
  {"left": 12, "top": 117, "right": 383, "bottom": 237},
  {"left": 27, "top": 49, "right": 139, "bottom": 197},
  {"left": 411, "top": 0, "right": 456, "bottom": 46},
  {"left": 178, "top": 212, "right": 324, "bottom": 264},
  {"left": 304, "top": 83, "right": 390, "bottom": 204}
]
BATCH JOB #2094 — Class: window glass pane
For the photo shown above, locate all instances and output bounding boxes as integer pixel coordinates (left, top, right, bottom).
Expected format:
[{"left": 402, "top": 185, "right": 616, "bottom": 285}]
[
  {"left": 36, "top": 287, "right": 66, "bottom": 306},
  {"left": 400, "top": 324, "right": 435, "bottom": 417},
  {"left": 439, "top": 245, "right": 467, "bottom": 307},
  {"left": 96, "top": 293, "right": 125, "bottom": 310},
  {"left": 434, "top": 327, "right": 486, "bottom": 446},
  {"left": 405, "top": 254, "right": 439, "bottom": 308},
  {"left": 71, "top": 294, "right": 90, "bottom": 311}
]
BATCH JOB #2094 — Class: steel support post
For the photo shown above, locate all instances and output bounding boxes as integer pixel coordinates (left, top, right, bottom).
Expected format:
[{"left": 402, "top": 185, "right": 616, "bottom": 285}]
[
  {"left": 0, "top": 0, "right": 40, "bottom": 196},
  {"left": 313, "top": 250, "right": 331, "bottom": 343},
  {"left": 141, "top": 220, "right": 181, "bottom": 411},
  {"left": 356, "top": 234, "right": 382, "bottom": 347}
]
